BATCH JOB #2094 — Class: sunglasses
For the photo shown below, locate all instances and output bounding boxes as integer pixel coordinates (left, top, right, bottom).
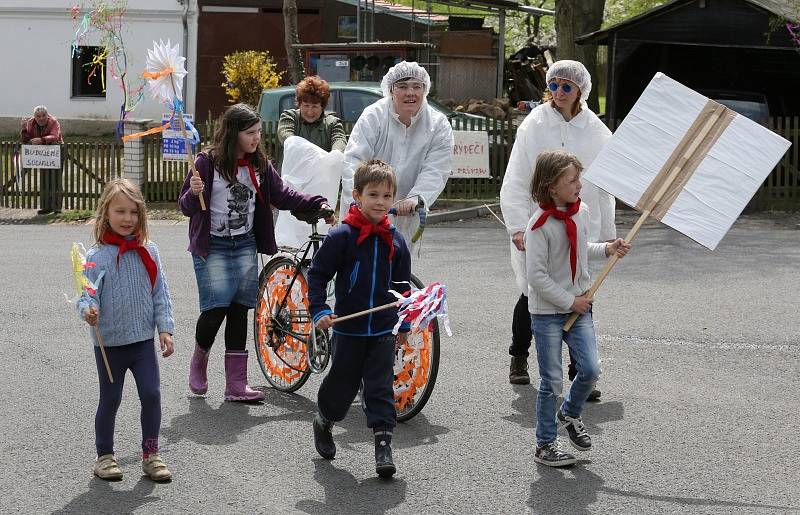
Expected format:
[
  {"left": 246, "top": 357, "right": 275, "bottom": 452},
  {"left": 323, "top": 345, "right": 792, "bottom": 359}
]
[{"left": 547, "top": 82, "right": 574, "bottom": 94}]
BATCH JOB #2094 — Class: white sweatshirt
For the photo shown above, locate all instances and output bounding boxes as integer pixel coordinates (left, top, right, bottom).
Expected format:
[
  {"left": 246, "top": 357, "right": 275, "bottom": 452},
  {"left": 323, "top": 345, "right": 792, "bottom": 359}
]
[
  {"left": 525, "top": 203, "right": 608, "bottom": 314},
  {"left": 500, "top": 101, "right": 615, "bottom": 294}
]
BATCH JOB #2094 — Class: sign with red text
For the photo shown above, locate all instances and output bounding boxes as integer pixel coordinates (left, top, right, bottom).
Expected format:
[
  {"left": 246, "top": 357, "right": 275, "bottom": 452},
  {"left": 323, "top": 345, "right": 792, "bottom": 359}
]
[
  {"left": 451, "top": 131, "right": 490, "bottom": 178},
  {"left": 21, "top": 145, "right": 61, "bottom": 169}
]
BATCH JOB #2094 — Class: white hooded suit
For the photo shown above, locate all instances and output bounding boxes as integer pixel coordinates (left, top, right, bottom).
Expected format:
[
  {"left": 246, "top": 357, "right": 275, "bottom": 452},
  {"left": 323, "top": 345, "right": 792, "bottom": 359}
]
[{"left": 500, "top": 102, "right": 615, "bottom": 295}]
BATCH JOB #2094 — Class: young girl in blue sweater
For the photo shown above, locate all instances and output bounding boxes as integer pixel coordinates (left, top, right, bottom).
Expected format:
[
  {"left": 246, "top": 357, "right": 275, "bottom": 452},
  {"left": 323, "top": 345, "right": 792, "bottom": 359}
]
[{"left": 78, "top": 178, "right": 174, "bottom": 481}]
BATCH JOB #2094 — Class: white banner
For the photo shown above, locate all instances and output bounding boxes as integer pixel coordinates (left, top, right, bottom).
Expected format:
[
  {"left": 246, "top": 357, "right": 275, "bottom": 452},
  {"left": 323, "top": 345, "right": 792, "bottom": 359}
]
[
  {"left": 451, "top": 130, "right": 491, "bottom": 178},
  {"left": 583, "top": 73, "right": 791, "bottom": 250},
  {"left": 21, "top": 145, "right": 61, "bottom": 169}
]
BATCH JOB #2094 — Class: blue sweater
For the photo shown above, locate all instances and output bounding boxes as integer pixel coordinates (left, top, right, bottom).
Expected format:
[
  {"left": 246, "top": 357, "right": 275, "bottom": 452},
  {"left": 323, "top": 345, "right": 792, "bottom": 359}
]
[
  {"left": 308, "top": 224, "right": 411, "bottom": 337},
  {"left": 77, "top": 240, "right": 174, "bottom": 347}
]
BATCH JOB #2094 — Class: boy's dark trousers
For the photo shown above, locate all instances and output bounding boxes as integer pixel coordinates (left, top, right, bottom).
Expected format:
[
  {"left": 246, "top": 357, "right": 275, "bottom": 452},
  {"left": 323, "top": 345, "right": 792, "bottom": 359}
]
[{"left": 317, "top": 333, "right": 396, "bottom": 431}]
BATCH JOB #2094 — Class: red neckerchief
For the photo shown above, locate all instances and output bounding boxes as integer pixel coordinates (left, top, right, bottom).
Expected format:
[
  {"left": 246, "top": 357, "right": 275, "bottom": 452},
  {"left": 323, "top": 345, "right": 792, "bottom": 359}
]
[
  {"left": 531, "top": 199, "right": 581, "bottom": 283},
  {"left": 343, "top": 204, "right": 395, "bottom": 261},
  {"left": 101, "top": 232, "right": 157, "bottom": 288},
  {"left": 236, "top": 157, "right": 265, "bottom": 205}
]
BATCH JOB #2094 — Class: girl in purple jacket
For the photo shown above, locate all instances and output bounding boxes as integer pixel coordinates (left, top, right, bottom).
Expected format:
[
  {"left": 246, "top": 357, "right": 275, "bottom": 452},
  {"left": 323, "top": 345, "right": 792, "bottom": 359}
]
[{"left": 179, "top": 103, "right": 335, "bottom": 402}]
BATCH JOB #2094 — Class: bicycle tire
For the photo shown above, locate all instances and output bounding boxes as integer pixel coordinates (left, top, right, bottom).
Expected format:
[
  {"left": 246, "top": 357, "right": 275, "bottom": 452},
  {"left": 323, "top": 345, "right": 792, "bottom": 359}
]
[
  {"left": 394, "top": 273, "right": 441, "bottom": 422},
  {"left": 253, "top": 256, "right": 312, "bottom": 393}
]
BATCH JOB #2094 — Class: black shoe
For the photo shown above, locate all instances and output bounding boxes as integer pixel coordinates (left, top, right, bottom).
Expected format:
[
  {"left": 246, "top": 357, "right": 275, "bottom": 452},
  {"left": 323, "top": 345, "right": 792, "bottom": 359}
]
[
  {"left": 557, "top": 409, "right": 592, "bottom": 451},
  {"left": 37, "top": 209, "right": 52, "bottom": 215},
  {"left": 313, "top": 414, "right": 336, "bottom": 460},
  {"left": 534, "top": 441, "right": 576, "bottom": 467},
  {"left": 509, "top": 356, "right": 530, "bottom": 385},
  {"left": 587, "top": 388, "right": 602, "bottom": 402},
  {"left": 374, "top": 430, "right": 396, "bottom": 478}
]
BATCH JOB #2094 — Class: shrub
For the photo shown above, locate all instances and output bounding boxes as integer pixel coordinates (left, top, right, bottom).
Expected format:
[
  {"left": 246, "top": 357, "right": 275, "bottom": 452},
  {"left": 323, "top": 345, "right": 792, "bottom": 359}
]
[{"left": 221, "top": 50, "right": 283, "bottom": 107}]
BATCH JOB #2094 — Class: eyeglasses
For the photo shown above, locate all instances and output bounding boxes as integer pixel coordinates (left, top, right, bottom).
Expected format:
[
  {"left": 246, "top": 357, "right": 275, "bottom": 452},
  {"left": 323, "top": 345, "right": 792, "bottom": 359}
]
[
  {"left": 547, "top": 82, "right": 574, "bottom": 94},
  {"left": 393, "top": 81, "right": 425, "bottom": 92}
]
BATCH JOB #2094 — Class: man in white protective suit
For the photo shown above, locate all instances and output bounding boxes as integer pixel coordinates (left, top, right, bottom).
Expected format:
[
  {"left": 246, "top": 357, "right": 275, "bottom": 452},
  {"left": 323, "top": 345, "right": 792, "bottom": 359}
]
[{"left": 340, "top": 61, "right": 454, "bottom": 247}]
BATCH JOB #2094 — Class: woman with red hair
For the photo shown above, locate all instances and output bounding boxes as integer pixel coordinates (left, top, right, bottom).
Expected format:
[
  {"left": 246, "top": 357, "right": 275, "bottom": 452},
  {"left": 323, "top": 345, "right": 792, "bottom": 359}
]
[{"left": 276, "top": 76, "right": 347, "bottom": 169}]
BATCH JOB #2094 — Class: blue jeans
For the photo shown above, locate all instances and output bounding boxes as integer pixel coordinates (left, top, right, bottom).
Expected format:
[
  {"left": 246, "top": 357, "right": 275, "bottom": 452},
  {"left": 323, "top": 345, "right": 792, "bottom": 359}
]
[{"left": 532, "top": 312, "right": 601, "bottom": 447}]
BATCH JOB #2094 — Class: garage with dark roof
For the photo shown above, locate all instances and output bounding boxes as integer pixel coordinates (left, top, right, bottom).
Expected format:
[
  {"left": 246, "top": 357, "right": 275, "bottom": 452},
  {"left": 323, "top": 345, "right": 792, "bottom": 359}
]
[{"left": 578, "top": 0, "right": 800, "bottom": 125}]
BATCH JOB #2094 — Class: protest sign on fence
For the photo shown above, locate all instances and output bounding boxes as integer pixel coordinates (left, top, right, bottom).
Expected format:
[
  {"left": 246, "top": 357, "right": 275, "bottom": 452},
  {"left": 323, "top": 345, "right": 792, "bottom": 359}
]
[
  {"left": 451, "top": 131, "right": 491, "bottom": 178},
  {"left": 21, "top": 145, "right": 61, "bottom": 169}
]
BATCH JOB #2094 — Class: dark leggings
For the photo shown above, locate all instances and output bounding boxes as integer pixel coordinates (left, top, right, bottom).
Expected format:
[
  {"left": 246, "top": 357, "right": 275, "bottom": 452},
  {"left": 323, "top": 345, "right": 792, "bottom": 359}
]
[
  {"left": 95, "top": 339, "right": 161, "bottom": 457},
  {"left": 510, "top": 294, "right": 578, "bottom": 379},
  {"left": 195, "top": 302, "right": 249, "bottom": 352}
]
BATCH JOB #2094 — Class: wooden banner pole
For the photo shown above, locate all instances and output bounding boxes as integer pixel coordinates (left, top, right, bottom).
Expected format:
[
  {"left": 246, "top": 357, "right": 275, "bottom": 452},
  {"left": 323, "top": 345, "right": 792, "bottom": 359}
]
[
  {"left": 170, "top": 77, "right": 205, "bottom": 211},
  {"left": 563, "top": 107, "right": 724, "bottom": 331},
  {"left": 328, "top": 302, "right": 398, "bottom": 324},
  {"left": 95, "top": 326, "right": 114, "bottom": 383}
]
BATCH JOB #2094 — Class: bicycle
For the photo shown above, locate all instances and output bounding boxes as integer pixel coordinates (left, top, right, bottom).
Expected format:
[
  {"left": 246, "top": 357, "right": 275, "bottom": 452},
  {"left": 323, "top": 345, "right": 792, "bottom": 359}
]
[{"left": 252, "top": 206, "right": 440, "bottom": 422}]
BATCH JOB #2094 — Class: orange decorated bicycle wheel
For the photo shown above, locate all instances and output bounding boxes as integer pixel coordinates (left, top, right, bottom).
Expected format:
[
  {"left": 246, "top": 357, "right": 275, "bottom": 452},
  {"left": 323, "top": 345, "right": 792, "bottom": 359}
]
[
  {"left": 394, "top": 273, "right": 440, "bottom": 422},
  {"left": 253, "top": 257, "right": 312, "bottom": 392}
]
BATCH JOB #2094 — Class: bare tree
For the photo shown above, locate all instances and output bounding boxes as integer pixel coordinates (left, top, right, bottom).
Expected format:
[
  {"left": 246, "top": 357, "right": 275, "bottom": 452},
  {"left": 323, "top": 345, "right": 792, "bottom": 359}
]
[
  {"left": 283, "top": 0, "right": 305, "bottom": 84},
  {"left": 554, "top": 0, "right": 605, "bottom": 112}
]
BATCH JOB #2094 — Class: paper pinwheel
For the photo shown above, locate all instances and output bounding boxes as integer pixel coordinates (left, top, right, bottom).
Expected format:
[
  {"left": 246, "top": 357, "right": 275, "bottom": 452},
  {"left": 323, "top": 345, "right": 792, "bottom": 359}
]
[
  {"left": 68, "top": 242, "right": 102, "bottom": 303},
  {"left": 143, "top": 39, "right": 187, "bottom": 105},
  {"left": 391, "top": 282, "right": 451, "bottom": 336},
  {"left": 138, "top": 39, "right": 205, "bottom": 210},
  {"left": 68, "top": 242, "right": 114, "bottom": 382}
]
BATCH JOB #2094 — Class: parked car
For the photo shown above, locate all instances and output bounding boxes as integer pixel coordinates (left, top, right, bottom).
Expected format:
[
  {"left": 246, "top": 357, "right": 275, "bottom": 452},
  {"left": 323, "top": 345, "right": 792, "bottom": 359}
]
[
  {"left": 701, "top": 90, "right": 770, "bottom": 127},
  {"left": 257, "top": 82, "right": 485, "bottom": 125}
]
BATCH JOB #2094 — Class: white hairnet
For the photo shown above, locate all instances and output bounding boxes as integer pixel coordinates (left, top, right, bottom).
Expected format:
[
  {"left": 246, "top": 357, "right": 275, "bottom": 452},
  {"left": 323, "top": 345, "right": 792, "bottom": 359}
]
[
  {"left": 546, "top": 60, "right": 592, "bottom": 102},
  {"left": 380, "top": 61, "right": 431, "bottom": 98}
]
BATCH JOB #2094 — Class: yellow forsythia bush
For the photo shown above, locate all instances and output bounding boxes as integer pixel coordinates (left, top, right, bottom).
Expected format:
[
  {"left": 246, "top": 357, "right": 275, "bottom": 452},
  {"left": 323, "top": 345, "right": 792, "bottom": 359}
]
[{"left": 221, "top": 50, "right": 283, "bottom": 106}]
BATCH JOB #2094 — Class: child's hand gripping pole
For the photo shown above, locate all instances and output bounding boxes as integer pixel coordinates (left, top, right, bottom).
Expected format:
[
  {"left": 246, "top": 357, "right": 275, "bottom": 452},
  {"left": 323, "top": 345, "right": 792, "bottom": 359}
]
[{"left": 88, "top": 308, "right": 114, "bottom": 384}]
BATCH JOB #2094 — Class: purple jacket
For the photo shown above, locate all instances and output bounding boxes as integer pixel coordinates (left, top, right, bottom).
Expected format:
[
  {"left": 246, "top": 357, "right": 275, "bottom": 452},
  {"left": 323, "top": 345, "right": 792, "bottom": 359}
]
[{"left": 178, "top": 153, "right": 327, "bottom": 257}]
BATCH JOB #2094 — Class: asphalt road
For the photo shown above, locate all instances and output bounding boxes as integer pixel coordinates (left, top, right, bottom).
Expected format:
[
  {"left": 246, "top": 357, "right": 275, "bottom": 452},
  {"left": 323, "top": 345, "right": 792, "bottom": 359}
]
[{"left": 1, "top": 214, "right": 798, "bottom": 514}]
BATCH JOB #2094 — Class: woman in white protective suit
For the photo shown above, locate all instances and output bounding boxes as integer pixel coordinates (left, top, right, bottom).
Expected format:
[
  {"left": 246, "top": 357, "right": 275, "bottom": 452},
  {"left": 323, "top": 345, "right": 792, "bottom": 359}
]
[
  {"left": 340, "top": 61, "right": 454, "bottom": 246},
  {"left": 500, "top": 60, "right": 616, "bottom": 393}
]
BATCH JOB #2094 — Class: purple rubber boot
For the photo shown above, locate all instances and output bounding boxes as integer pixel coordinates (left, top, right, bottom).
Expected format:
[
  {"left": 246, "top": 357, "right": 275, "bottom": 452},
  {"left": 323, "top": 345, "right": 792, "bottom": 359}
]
[
  {"left": 224, "top": 351, "right": 265, "bottom": 402},
  {"left": 189, "top": 344, "right": 209, "bottom": 395}
]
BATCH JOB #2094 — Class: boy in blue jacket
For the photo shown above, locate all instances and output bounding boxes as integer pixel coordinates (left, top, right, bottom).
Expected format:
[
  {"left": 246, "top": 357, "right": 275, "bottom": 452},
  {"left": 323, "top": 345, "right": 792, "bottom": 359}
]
[{"left": 308, "top": 159, "right": 412, "bottom": 478}]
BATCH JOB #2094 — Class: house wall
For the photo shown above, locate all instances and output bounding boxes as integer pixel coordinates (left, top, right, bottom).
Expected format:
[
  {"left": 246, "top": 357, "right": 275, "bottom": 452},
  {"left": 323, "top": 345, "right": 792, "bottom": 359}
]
[{"left": 0, "top": 0, "right": 198, "bottom": 130}]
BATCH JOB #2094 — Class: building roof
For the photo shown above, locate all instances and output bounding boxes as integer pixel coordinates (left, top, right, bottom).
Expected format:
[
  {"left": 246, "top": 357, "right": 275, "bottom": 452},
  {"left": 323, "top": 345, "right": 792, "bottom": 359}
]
[
  {"left": 334, "top": 0, "right": 449, "bottom": 26},
  {"left": 577, "top": 0, "right": 799, "bottom": 44}
]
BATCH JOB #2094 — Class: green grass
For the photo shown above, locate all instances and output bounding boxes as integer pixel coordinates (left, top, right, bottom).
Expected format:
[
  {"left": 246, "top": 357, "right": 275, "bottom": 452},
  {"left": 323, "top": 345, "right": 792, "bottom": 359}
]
[{"left": 47, "top": 209, "right": 94, "bottom": 223}]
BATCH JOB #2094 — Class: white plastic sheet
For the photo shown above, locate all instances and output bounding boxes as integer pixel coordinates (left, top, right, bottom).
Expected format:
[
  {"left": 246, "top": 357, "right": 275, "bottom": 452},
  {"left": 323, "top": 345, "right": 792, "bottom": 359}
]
[
  {"left": 583, "top": 73, "right": 791, "bottom": 250},
  {"left": 274, "top": 136, "right": 344, "bottom": 249}
]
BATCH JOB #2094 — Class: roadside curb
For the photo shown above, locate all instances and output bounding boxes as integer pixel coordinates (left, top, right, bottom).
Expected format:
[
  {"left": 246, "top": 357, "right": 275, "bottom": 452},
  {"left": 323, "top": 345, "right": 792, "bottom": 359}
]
[
  {"left": 0, "top": 203, "right": 502, "bottom": 226},
  {"left": 427, "top": 203, "right": 501, "bottom": 224}
]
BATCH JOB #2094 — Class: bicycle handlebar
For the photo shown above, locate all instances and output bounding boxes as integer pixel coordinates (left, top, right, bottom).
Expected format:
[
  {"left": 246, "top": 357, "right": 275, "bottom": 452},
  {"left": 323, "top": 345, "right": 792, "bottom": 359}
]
[
  {"left": 291, "top": 207, "right": 335, "bottom": 225},
  {"left": 389, "top": 198, "right": 427, "bottom": 243}
]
